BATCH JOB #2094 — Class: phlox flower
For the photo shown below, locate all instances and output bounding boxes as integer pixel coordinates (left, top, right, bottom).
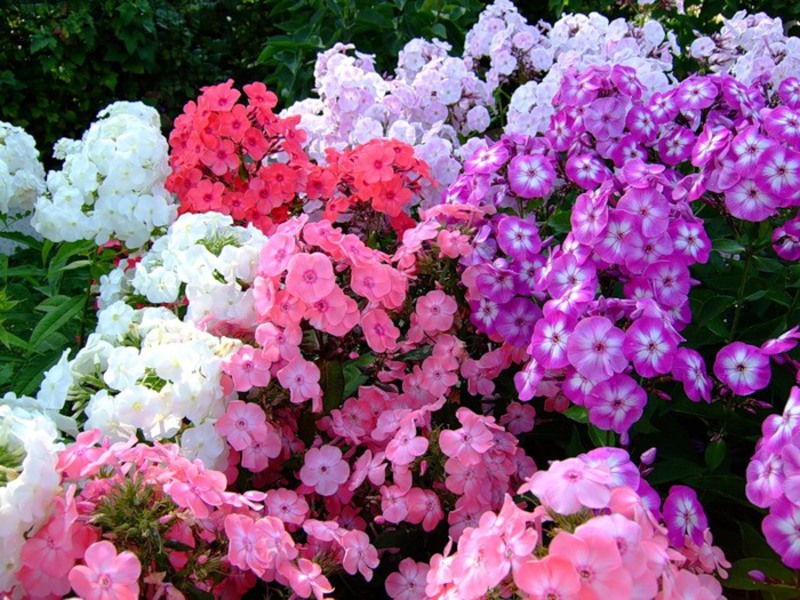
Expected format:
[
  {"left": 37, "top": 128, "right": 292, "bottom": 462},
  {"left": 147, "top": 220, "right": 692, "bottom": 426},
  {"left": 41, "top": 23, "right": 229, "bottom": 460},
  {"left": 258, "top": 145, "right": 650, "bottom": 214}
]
[
  {"left": 285, "top": 252, "right": 336, "bottom": 303},
  {"left": 277, "top": 357, "right": 322, "bottom": 410},
  {"left": 514, "top": 358, "right": 545, "bottom": 401},
  {"left": 351, "top": 263, "right": 393, "bottom": 304},
  {"left": 386, "top": 422, "right": 429, "bottom": 466},
  {"left": 241, "top": 427, "right": 283, "bottom": 472},
  {"left": 595, "top": 210, "right": 638, "bottom": 264},
  {"left": 439, "top": 408, "right": 495, "bottom": 466},
  {"left": 713, "top": 342, "right": 771, "bottom": 396},
  {"left": 496, "top": 215, "right": 542, "bottom": 259},
  {"left": 676, "top": 76, "right": 717, "bottom": 110},
  {"left": 255, "top": 322, "right": 302, "bottom": 361},
  {"left": 565, "top": 316, "right": 627, "bottom": 382},
  {"left": 385, "top": 558, "right": 429, "bottom": 600},
  {"left": 764, "top": 106, "right": 800, "bottom": 147},
  {"left": 565, "top": 154, "right": 609, "bottom": 189},
  {"left": 224, "top": 514, "right": 271, "bottom": 576},
  {"left": 341, "top": 530, "right": 380, "bottom": 581},
  {"left": 762, "top": 326, "right": 800, "bottom": 355},
  {"left": 529, "top": 310, "right": 574, "bottom": 370},
  {"left": 672, "top": 348, "right": 712, "bottom": 403},
  {"left": 405, "top": 488, "right": 445, "bottom": 532},
  {"left": 361, "top": 309, "right": 401, "bottom": 354},
  {"left": 658, "top": 126, "right": 695, "bottom": 165},
  {"left": 215, "top": 400, "right": 270, "bottom": 452},
  {"left": 500, "top": 401, "right": 536, "bottom": 435},
  {"left": 521, "top": 457, "right": 612, "bottom": 514},
  {"left": 725, "top": 178, "right": 779, "bottom": 222},
  {"left": 617, "top": 188, "right": 669, "bottom": 238},
  {"left": 546, "top": 254, "right": 597, "bottom": 300},
  {"left": 585, "top": 374, "right": 647, "bottom": 434},
  {"left": 224, "top": 344, "right": 274, "bottom": 392},
  {"left": 669, "top": 218, "right": 710, "bottom": 264},
  {"left": 68, "top": 541, "right": 141, "bottom": 600},
  {"left": 259, "top": 233, "right": 297, "bottom": 278},
  {"left": 495, "top": 297, "right": 540, "bottom": 348},
  {"left": 745, "top": 452, "right": 784, "bottom": 508},
  {"left": 644, "top": 260, "right": 691, "bottom": 308},
  {"left": 201, "top": 139, "right": 239, "bottom": 176},
  {"left": 549, "top": 530, "right": 632, "bottom": 600},
  {"left": 464, "top": 143, "right": 510, "bottom": 175},
  {"left": 731, "top": 126, "right": 770, "bottom": 176},
  {"left": 623, "top": 317, "right": 677, "bottom": 377},
  {"left": 420, "top": 355, "right": 459, "bottom": 397},
  {"left": 584, "top": 96, "right": 626, "bottom": 141},
  {"left": 571, "top": 190, "right": 609, "bottom": 245},
  {"left": 508, "top": 153, "right": 555, "bottom": 198},
  {"left": 280, "top": 558, "right": 334, "bottom": 600},
  {"left": 663, "top": 485, "right": 708, "bottom": 547},
  {"left": 265, "top": 488, "right": 309, "bottom": 526},
  {"left": 299, "top": 445, "right": 350, "bottom": 497},
  {"left": 356, "top": 143, "right": 397, "bottom": 185},
  {"left": 164, "top": 463, "right": 227, "bottom": 519},
  {"left": 416, "top": 290, "right": 457, "bottom": 334},
  {"left": 514, "top": 555, "right": 581, "bottom": 600},
  {"left": 756, "top": 145, "right": 800, "bottom": 202}
]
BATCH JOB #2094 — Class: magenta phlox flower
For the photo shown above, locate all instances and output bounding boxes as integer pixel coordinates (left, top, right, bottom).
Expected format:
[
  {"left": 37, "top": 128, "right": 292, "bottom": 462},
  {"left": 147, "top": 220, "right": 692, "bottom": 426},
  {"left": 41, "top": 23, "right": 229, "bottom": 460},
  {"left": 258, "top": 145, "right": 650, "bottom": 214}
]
[
  {"left": 508, "top": 153, "right": 556, "bottom": 198},
  {"left": 571, "top": 189, "right": 610, "bottom": 246},
  {"left": 496, "top": 214, "right": 542, "bottom": 258},
  {"left": 672, "top": 348, "right": 712, "bottom": 403},
  {"left": 755, "top": 145, "right": 800, "bottom": 203},
  {"left": 530, "top": 310, "right": 575, "bottom": 370},
  {"left": 585, "top": 373, "right": 647, "bottom": 434},
  {"left": 566, "top": 316, "right": 627, "bottom": 382},
  {"left": 713, "top": 341, "right": 771, "bottom": 396},
  {"left": 663, "top": 485, "right": 708, "bottom": 547},
  {"left": 623, "top": 317, "right": 678, "bottom": 377}
]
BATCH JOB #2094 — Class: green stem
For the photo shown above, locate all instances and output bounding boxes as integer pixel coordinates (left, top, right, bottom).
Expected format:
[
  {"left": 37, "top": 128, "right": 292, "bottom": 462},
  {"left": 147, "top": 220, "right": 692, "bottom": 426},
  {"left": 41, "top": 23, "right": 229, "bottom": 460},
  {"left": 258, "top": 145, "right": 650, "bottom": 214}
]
[
  {"left": 727, "top": 248, "right": 752, "bottom": 343},
  {"left": 78, "top": 252, "right": 94, "bottom": 347}
]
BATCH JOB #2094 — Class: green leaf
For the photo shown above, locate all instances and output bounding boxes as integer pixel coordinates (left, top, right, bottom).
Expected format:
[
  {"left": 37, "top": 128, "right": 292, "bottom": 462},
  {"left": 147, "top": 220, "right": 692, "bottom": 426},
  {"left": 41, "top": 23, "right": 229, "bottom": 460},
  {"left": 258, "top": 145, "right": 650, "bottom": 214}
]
[
  {"left": 704, "top": 440, "right": 727, "bottom": 471},
  {"left": 712, "top": 239, "right": 745, "bottom": 255},
  {"left": 587, "top": 424, "right": 615, "bottom": 448},
  {"left": 563, "top": 405, "right": 588, "bottom": 424},
  {"left": 0, "top": 327, "right": 37, "bottom": 353},
  {"left": 725, "top": 558, "right": 797, "bottom": 593},
  {"left": 321, "top": 359, "right": 344, "bottom": 413},
  {"left": 29, "top": 295, "right": 84, "bottom": 349}
]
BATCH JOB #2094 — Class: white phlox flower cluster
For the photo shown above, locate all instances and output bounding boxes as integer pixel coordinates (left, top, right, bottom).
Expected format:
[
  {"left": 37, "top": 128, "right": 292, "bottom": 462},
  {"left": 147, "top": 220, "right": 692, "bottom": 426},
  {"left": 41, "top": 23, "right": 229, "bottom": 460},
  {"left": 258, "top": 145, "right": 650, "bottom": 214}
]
[
  {"left": 690, "top": 11, "right": 800, "bottom": 88},
  {"left": 48, "top": 305, "right": 238, "bottom": 469},
  {"left": 31, "top": 101, "right": 177, "bottom": 248},
  {"left": 98, "top": 212, "right": 266, "bottom": 330},
  {"left": 0, "top": 397, "right": 62, "bottom": 591},
  {"left": 0, "top": 121, "right": 46, "bottom": 216}
]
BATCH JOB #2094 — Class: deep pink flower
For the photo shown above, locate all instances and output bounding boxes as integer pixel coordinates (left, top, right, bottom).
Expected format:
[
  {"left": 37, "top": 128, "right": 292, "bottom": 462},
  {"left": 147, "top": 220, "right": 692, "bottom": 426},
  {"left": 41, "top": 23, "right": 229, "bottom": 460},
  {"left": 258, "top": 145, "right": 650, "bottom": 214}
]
[
  {"left": 68, "top": 541, "right": 141, "bottom": 600},
  {"left": 672, "top": 348, "right": 712, "bottom": 403},
  {"left": 361, "top": 308, "right": 401, "bottom": 353},
  {"left": 277, "top": 357, "right": 322, "bottom": 410},
  {"left": 530, "top": 310, "right": 574, "bottom": 370},
  {"left": 623, "top": 317, "right": 677, "bottom": 377}
]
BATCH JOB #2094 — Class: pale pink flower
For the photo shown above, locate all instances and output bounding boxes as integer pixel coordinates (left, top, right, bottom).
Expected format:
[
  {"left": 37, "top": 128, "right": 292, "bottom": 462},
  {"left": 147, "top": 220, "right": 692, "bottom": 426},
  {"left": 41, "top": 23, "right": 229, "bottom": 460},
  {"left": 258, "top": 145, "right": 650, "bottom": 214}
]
[
  {"left": 385, "top": 558, "right": 429, "bottom": 600},
  {"left": 515, "top": 555, "right": 581, "bottom": 600},
  {"left": 285, "top": 252, "right": 336, "bottom": 302},
  {"left": 277, "top": 357, "right": 322, "bottom": 410},
  {"left": 361, "top": 308, "right": 401, "bottom": 353},
  {"left": 341, "top": 530, "right": 380, "bottom": 581},
  {"left": 416, "top": 290, "right": 457, "bottom": 333},
  {"left": 68, "top": 541, "right": 141, "bottom": 600},
  {"left": 300, "top": 445, "right": 350, "bottom": 496}
]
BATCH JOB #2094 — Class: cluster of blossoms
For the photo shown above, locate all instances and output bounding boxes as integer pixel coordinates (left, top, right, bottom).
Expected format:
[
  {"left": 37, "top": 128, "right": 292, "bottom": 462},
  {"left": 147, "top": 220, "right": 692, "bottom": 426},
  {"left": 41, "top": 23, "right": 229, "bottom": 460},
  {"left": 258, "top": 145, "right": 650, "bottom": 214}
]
[
  {"left": 31, "top": 102, "right": 176, "bottom": 248},
  {"left": 167, "top": 80, "right": 310, "bottom": 232},
  {"left": 0, "top": 121, "right": 45, "bottom": 215},
  {"left": 690, "top": 11, "right": 800, "bottom": 89},
  {"left": 10, "top": 433, "right": 339, "bottom": 600},
  {"left": 98, "top": 211, "right": 266, "bottom": 328},
  {"left": 746, "top": 380, "right": 800, "bottom": 568},
  {"left": 420, "top": 448, "right": 728, "bottom": 600},
  {"left": 0, "top": 396, "right": 62, "bottom": 591},
  {"left": 285, "top": 41, "right": 491, "bottom": 205},
  {"left": 44, "top": 305, "right": 239, "bottom": 470}
]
